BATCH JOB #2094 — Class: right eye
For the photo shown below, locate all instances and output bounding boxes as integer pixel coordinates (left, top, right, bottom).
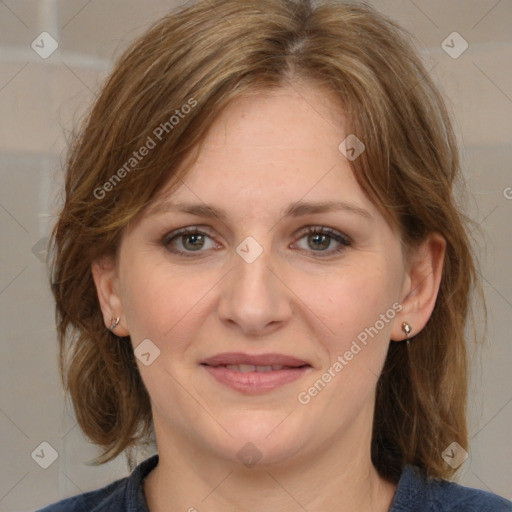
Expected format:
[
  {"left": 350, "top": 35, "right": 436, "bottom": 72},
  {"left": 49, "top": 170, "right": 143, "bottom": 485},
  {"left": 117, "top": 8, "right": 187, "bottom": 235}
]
[{"left": 162, "top": 226, "right": 220, "bottom": 256}]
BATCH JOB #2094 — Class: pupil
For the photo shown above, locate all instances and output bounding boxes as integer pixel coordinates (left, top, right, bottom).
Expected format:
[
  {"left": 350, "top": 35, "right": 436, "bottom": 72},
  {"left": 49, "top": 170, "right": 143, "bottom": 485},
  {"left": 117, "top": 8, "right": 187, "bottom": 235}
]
[
  {"left": 184, "top": 234, "right": 203, "bottom": 250},
  {"left": 309, "top": 233, "right": 329, "bottom": 250}
]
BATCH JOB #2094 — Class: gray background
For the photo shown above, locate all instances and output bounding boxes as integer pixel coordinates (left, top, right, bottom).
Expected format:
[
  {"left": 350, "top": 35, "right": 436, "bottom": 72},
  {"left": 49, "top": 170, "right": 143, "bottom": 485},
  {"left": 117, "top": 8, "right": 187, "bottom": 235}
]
[{"left": 0, "top": 1, "right": 511, "bottom": 510}]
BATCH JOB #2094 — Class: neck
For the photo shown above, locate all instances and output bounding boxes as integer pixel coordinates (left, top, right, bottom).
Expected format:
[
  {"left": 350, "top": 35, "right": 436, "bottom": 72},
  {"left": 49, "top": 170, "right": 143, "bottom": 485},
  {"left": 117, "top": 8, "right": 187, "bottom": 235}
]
[{"left": 144, "top": 421, "right": 397, "bottom": 512}]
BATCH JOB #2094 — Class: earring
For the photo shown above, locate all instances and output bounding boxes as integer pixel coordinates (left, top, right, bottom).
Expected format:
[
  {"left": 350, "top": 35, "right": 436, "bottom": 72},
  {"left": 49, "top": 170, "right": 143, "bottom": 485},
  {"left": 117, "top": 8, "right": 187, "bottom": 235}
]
[
  {"left": 109, "top": 317, "right": 120, "bottom": 330},
  {"left": 402, "top": 321, "right": 412, "bottom": 344}
]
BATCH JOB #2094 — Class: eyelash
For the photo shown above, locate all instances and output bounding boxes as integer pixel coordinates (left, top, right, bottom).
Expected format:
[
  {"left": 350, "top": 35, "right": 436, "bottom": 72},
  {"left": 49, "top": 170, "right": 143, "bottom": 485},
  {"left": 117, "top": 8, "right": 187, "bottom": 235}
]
[{"left": 162, "top": 225, "right": 352, "bottom": 258}]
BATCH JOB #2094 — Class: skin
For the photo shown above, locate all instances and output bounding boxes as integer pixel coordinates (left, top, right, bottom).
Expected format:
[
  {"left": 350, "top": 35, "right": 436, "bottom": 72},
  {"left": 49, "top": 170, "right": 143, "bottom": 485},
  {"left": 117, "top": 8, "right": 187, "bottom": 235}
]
[{"left": 92, "top": 83, "right": 445, "bottom": 512}]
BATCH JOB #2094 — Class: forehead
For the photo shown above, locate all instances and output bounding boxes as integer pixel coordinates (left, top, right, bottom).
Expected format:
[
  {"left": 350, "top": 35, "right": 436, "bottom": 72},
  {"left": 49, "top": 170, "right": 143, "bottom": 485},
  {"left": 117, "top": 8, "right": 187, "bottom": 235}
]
[
  {"left": 141, "top": 84, "right": 382, "bottom": 225},
  {"left": 155, "top": 86, "right": 357, "bottom": 194},
  {"left": 204, "top": 85, "right": 347, "bottom": 149}
]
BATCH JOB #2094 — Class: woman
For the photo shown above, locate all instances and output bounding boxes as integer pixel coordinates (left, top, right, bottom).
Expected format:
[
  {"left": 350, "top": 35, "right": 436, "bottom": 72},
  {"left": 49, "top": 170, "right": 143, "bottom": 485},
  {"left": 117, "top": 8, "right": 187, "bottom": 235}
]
[{"left": 39, "top": 0, "right": 512, "bottom": 510}]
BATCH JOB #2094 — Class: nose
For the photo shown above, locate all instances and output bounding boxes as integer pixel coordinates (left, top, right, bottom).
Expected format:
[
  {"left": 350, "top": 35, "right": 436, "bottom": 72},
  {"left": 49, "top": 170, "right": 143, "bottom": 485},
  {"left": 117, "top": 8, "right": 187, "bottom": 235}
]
[{"left": 217, "top": 244, "right": 293, "bottom": 336}]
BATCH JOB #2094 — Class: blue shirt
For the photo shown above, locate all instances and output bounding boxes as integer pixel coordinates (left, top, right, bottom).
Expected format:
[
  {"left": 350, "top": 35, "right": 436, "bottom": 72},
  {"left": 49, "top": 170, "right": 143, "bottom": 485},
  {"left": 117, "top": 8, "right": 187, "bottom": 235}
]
[{"left": 36, "top": 455, "right": 512, "bottom": 511}]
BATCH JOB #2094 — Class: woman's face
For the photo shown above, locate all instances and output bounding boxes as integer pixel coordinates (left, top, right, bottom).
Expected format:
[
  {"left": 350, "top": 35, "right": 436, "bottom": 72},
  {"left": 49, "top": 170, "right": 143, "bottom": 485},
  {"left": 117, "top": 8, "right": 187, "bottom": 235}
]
[{"left": 100, "top": 85, "right": 412, "bottom": 467}]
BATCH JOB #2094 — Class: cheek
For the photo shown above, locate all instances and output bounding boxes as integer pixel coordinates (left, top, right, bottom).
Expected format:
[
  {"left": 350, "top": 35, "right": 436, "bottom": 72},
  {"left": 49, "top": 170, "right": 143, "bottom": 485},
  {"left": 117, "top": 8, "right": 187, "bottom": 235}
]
[
  {"left": 120, "top": 258, "right": 205, "bottom": 347},
  {"left": 294, "top": 258, "right": 402, "bottom": 410},
  {"left": 296, "top": 269, "right": 399, "bottom": 417},
  {"left": 296, "top": 260, "right": 400, "bottom": 342}
]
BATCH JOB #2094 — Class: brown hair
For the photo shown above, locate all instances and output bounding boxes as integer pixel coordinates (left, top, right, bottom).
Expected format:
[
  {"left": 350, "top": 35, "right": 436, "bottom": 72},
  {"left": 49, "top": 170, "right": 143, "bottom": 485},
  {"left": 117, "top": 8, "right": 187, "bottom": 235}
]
[{"left": 49, "top": 0, "right": 479, "bottom": 480}]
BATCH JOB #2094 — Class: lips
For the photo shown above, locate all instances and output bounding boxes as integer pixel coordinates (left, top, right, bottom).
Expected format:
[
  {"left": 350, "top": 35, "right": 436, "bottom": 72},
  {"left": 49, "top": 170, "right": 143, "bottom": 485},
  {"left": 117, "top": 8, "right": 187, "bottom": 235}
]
[{"left": 201, "top": 352, "right": 312, "bottom": 394}]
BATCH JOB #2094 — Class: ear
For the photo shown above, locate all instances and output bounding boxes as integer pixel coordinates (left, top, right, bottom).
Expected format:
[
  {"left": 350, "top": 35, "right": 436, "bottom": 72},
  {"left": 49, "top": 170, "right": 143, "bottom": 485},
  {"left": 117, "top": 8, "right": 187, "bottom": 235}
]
[
  {"left": 91, "top": 256, "right": 130, "bottom": 337},
  {"left": 391, "top": 233, "right": 446, "bottom": 341}
]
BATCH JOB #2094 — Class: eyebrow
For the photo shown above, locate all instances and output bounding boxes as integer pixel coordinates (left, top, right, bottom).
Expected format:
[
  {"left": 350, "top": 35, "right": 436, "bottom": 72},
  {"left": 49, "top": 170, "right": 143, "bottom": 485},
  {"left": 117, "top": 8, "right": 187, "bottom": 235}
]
[{"left": 146, "top": 199, "right": 373, "bottom": 221}]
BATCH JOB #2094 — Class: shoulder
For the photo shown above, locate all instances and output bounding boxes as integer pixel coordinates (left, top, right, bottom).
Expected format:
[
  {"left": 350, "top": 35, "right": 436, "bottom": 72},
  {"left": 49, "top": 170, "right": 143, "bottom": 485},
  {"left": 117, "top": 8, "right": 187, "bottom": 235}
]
[
  {"left": 391, "top": 465, "right": 512, "bottom": 512},
  {"left": 35, "top": 455, "right": 159, "bottom": 512},
  {"left": 34, "top": 479, "right": 125, "bottom": 512}
]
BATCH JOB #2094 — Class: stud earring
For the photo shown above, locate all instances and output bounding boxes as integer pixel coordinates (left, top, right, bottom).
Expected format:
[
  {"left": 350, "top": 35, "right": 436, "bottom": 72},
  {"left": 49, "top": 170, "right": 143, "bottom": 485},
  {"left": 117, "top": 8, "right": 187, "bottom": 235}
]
[
  {"left": 109, "top": 317, "right": 120, "bottom": 330},
  {"left": 402, "top": 321, "right": 412, "bottom": 344}
]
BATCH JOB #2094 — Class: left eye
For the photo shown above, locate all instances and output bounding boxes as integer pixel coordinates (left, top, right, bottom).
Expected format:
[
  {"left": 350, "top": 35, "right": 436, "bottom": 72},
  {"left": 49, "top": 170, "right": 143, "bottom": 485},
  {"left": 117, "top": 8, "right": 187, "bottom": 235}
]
[{"left": 293, "top": 227, "right": 351, "bottom": 255}]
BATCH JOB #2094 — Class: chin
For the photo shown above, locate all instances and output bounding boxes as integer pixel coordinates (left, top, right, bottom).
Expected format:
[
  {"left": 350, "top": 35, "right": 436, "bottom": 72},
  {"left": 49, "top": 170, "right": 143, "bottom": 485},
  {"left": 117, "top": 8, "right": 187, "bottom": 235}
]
[
  {"left": 224, "top": 408, "right": 296, "bottom": 439},
  {"left": 211, "top": 413, "right": 310, "bottom": 467},
  {"left": 219, "top": 437, "right": 305, "bottom": 469}
]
